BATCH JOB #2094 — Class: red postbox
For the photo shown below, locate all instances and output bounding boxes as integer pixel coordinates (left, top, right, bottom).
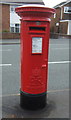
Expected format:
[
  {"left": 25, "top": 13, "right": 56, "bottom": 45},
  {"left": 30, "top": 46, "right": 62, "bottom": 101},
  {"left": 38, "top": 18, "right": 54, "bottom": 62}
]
[{"left": 15, "top": 5, "right": 55, "bottom": 110}]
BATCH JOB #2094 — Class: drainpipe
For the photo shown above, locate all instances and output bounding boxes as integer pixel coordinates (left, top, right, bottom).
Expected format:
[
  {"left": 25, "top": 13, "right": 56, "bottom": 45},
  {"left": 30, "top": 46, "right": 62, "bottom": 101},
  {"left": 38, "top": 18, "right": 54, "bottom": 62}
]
[{"left": 61, "top": 7, "right": 63, "bottom": 20}]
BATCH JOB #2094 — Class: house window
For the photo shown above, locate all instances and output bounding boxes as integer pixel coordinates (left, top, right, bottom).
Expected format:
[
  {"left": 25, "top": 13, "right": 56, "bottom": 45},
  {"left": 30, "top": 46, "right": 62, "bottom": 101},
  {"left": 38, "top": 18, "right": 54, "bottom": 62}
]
[
  {"left": 10, "top": 24, "right": 15, "bottom": 33},
  {"left": 10, "top": 5, "right": 19, "bottom": 12},
  {"left": 11, "top": 27, "right": 14, "bottom": 33},
  {"left": 64, "top": 7, "right": 71, "bottom": 13},
  {"left": 10, "top": 24, "right": 20, "bottom": 33},
  {"left": 11, "top": 7, "right": 14, "bottom": 12},
  {"left": 15, "top": 24, "right": 20, "bottom": 33},
  {"left": 10, "top": 6, "right": 15, "bottom": 12}
]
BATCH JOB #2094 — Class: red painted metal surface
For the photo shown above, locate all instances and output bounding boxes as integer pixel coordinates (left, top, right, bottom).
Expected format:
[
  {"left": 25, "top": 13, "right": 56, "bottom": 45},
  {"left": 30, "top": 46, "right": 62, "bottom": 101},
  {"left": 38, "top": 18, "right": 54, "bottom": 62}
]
[{"left": 15, "top": 5, "right": 55, "bottom": 94}]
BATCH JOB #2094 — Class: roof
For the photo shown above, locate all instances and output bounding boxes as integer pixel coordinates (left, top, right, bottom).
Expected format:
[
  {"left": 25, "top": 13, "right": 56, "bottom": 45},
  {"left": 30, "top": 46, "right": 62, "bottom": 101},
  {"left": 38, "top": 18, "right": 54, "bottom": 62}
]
[
  {"left": 0, "top": 0, "right": 44, "bottom": 5},
  {"left": 54, "top": 0, "right": 71, "bottom": 8}
]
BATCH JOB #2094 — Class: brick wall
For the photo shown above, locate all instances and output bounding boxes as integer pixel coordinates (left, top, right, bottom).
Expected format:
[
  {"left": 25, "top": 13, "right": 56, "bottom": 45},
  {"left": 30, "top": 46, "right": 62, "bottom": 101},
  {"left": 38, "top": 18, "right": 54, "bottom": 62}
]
[
  {"left": 2, "top": 4, "right": 10, "bottom": 32},
  {"left": 50, "top": 7, "right": 61, "bottom": 33},
  {"left": 0, "top": 4, "right": 2, "bottom": 33},
  {"left": 60, "top": 22, "right": 68, "bottom": 34},
  {"left": 0, "top": 32, "right": 20, "bottom": 39}
]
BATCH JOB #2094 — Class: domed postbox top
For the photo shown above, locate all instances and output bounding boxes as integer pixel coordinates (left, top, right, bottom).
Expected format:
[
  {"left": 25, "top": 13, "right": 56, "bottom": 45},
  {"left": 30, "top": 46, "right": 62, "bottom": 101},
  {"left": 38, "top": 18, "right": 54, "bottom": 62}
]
[{"left": 15, "top": 4, "right": 55, "bottom": 21}]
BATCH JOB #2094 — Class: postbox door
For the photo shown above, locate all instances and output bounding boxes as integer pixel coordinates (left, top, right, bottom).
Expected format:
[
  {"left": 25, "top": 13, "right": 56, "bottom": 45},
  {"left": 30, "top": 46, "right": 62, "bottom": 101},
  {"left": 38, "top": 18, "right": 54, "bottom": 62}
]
[
  {"left": 28, "top": 34, "right": 49, "bottom": 94},
  {"left": 21, "top": 21, "right": 49, "bottom": 95}
]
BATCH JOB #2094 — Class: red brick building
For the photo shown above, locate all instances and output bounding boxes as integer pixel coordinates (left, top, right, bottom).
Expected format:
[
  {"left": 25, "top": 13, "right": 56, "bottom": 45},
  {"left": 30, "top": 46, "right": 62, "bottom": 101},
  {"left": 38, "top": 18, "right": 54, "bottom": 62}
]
[
  {"left": 50, "top": 0, "right": 71, "bottom": 35},
  {"left": 0, "top": 4, "right": 10, "bottom": 33}
]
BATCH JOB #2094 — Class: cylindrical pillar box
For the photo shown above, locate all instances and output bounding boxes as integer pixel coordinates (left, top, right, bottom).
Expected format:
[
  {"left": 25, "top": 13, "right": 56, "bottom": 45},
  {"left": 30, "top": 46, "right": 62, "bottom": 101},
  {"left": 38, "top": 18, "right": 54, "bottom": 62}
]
[{"left": 15, "top": 5, "right": 55, "bottom": 110}]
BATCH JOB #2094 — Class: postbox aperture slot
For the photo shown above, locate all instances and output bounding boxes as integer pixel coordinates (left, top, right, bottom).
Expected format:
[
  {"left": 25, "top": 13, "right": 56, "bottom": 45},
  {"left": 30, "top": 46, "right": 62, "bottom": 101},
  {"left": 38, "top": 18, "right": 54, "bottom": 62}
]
[
  {"left": 29, "top": 27, "right": 45, "bottom": 31},
  {"left": 32, "top": 37, "right": 43, "bottom": 54}
]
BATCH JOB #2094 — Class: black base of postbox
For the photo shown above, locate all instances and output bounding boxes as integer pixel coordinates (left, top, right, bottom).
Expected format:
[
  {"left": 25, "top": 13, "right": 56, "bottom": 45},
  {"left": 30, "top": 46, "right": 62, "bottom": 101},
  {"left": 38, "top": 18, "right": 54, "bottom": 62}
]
[{"left": 20, "top": 90, "right": 47, "bottom": 110}]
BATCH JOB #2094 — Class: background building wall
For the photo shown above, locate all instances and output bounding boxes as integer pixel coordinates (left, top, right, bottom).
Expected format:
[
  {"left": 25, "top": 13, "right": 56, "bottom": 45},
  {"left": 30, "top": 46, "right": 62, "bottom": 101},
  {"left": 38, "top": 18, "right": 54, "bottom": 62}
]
[
  {"left": 50, "top": 1, "right": 71, "bottom": 35},
  {"left": 0, "top": 4, "right": 2, "bottom": 33},
  {"left": 50, "top": 7, "right": 61, "bottom": 33},
  {"left": 60, "top": 21, "right": 68, "bottom": 34},
  {"left": 2, "top": 4, "right": 10, "bottom": 32},
  {"left": 62, "top": 2, "right": 71, "bottom": 20}
]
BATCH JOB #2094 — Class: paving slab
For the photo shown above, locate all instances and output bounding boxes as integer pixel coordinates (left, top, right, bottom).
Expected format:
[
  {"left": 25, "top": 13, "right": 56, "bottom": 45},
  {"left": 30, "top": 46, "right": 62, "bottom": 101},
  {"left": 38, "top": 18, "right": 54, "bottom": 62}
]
[{"left": 2, "top": 90, "right": 69, "bottom": 118}]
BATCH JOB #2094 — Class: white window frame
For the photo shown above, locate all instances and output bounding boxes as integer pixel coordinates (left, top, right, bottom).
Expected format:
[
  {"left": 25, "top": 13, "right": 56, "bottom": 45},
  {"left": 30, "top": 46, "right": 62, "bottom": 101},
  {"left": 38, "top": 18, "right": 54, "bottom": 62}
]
[
  {"left": 64, "top": 7, "right": 71, "bottom": 14},
  {"left": 15, "top": 24, "right": 20, "bottom": 33},
  {"left": 10, "top": 24, "right": 20, "bottom": 33}
]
